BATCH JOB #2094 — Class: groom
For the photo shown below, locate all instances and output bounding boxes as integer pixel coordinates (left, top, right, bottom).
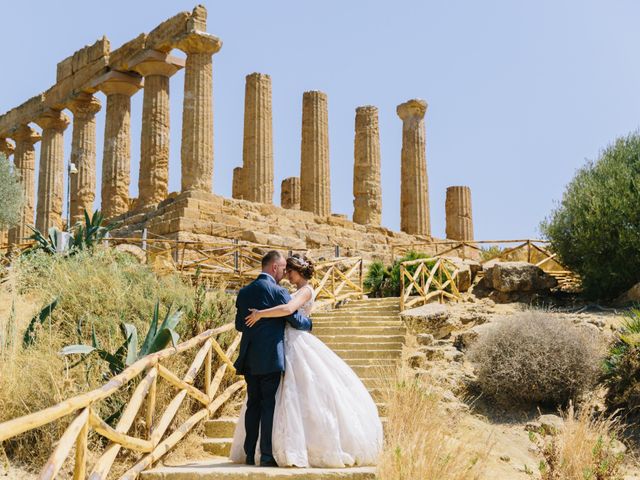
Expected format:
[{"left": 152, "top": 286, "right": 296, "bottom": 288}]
[{"left": 233, "top": 250, "right": 312, "bottom": 467}]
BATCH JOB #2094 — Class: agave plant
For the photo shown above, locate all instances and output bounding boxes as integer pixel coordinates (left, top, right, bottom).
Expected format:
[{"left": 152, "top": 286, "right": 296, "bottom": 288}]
[
  {"left": 61, "top": 302, "right": 183, "bottom": 376},
  {"left": 24, "top": 209, "right": 118, "bottom": 256}
]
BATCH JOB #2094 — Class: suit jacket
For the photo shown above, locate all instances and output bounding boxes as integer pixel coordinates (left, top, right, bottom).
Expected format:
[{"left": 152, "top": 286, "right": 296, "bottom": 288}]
[{"left": 233, "top": 273, "right": 313, "bottom": 376}]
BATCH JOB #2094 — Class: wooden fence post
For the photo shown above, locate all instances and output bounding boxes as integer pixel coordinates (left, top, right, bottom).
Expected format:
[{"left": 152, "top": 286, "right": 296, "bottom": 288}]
[{"left": 400, "top": 265, "right": 405, "bottom": 311}]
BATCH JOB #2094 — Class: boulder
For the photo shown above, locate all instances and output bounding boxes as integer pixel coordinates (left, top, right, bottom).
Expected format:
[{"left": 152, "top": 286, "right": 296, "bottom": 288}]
[
  {"left": 483, "top": 262, "right": 557, "bottom": 293},
  {"left": 416, "top": 333, "right": 435, "bottom": 346},
  {"left": 538, "top": 414, "right": 564, "bottom": 435},
  {"left": 401, "top": 304, "right": 460, "bottom": 339},
  {"left": 407, "top": 352, "right": 426, "bottom": 369}
]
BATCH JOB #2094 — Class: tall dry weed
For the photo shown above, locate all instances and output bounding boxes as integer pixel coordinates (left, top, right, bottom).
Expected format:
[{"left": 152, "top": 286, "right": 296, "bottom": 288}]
[
  {"left": 535, "top": 403, "right": 625, "bottom": 480},
  {"left": 377, "top": 368, "right": 488, "bottom": 480},
  {"left": 0, "top": 246, "right": 237, "bottom": 471}
]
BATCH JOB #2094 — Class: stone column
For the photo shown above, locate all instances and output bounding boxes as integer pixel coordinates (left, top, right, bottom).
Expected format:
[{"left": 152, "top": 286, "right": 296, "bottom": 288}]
[
  {"left": 68, "top": 93, "right": 101, "bottom": 224},
  {"left": 8, "top": 125, "right": 39, "bottom": 244},
  {"left": 130, "top": 51, "right": 184, "bottom": 207},
  {"left": 96, "top": 72, "right": 142, "bottom": 218},
  {"left": 397, "top": 99, "right": 430, "bottom": 236},
  {"left": 242, "top": 73, "right": 273, "bottom": 203},
  {"left": 35, "top": 110, "right": 70, "bottom": 232},
  {"left": 232, "top": 166, "right": 245, "bottom": 200},
  {"left": 0, "top": 138, "right": 14, "bottom": 159},
  {"left": 175, "top": 31, "right": 222, "bottom": 193},
  {"left": 300, "top": 91, "right": 330, "bottom": 216},
  {"left": 446, "top": 186, "right": 474, "bottom": 241},
  {"left": 281, "top": 177, "right": 300, "bottom": 210},
  {"left": 353, "top": 105, "right": 382, "bottom": 226}
]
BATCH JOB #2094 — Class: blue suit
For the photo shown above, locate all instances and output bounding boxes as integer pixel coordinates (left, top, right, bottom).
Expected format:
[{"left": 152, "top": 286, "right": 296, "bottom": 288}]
[{"left": 233, "top": 273, "right": 312, "bottom": 464}]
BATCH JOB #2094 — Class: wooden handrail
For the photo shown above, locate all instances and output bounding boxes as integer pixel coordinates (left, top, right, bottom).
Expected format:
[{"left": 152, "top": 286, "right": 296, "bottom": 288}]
[
  {"left": 399, "top": 257, "right": 461, "bottom": 311},
  {"left": 0, "top": 321, "right": 242, "bottom": 479}
]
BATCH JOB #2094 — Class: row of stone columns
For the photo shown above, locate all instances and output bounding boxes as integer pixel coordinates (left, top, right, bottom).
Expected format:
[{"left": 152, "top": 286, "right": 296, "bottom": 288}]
[
  {"left": 229, "top": 74, "right": 473, "bottom": 239},
  {"left": 2, "top": 31, "right": 221, "bottom": 246}
]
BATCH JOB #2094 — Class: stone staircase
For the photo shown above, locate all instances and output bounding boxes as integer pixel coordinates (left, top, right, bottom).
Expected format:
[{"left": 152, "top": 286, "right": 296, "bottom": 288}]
[{"left": 141, "top": 297, "right": 405, "bottom": 480}]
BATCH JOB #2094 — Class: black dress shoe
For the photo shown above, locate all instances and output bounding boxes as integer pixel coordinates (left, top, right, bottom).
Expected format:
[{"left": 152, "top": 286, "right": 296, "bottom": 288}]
[
  {"left": 260, "top": 458, "right": 278, "bottom": 467},
  {"left": 246, "top": 455, "right": 255, "bottom": 465}
]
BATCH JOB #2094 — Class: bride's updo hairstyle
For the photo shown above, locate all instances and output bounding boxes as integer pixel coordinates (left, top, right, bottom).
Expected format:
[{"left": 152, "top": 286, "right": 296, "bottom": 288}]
[{"left": 286, "top": 254, "right": 315, "bottom": 280}]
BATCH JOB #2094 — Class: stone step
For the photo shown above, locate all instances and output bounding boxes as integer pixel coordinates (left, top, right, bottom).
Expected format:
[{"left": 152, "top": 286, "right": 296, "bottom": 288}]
[
  {"left": 334, "top": 349, "right": 402, "bottom": 359},
  {"left": 312, "top": 320, "right": 401, "bottom": 327},
  {"left": 140, "top": 459, "right": 376, "bottom": 479},
  {"left": 361, "top": 378, "right": 387, "bottom": 389},
  {"left": 321, "top": 307, "right": 400, "bottom": 315},
  {"left": 204, "top": 417, "right": 238, "bottom": 438},
  {"left": 343, "top": 358, "right": 399, "bottom": 368},
  {"left": 203, "top": 438, "right": 232, "bottom": 456},
  {"left": 321, "top": 341, "right": 404, "bottom": 351},
  {"left": 345, "top": 297, "right": 400, "bottom": 305},
  {"left": 313, "top": 311, "right": 400, "bottom": 318},
  {"left": 317, "top": 335, "right": 406, "bottom": 344},
  {"left": 313, "top": 326, "right": 406, "bottom": 336},
  {"left": 351, "top": 365, "right": 395, "bottom": 377}
]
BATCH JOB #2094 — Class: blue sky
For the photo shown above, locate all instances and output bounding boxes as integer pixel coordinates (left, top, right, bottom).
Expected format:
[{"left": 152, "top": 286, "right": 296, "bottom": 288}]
[{"left": 2, "top": 1, "right": 639, "bottom": 240}]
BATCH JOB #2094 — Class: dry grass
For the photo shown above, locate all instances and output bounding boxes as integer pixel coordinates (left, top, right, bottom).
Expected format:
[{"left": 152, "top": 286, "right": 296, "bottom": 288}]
[
  {"left": 468, "top": 310, "right": 604, "bottom": 407},
  {"left": 377, "top": 367, "right": 489, "bottom": 480},
  {"left": 0, "top": 247, "right": 237, "bottom": 473},
  {"left": 535, "top": 403, "right": 625, "bottom": 480}
]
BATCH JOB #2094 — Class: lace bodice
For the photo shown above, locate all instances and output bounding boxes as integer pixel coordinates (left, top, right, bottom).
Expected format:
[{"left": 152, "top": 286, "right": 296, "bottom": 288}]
[{"left": 292, "top": 284, "right": 315, "bottom": 317}]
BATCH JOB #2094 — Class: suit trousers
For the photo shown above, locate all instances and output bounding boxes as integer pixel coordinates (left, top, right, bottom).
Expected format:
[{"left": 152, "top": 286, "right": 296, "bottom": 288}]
[{"left": 244, "top": 371, "right": 282, "bottom": 463}]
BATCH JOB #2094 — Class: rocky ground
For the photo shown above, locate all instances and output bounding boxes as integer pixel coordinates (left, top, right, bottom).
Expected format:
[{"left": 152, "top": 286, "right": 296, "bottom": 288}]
[{"left": 401, "top": 297, "right": 640, "bottom": 479}]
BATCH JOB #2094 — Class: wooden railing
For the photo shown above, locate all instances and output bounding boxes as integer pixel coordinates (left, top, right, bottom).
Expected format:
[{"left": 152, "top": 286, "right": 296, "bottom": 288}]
[
  {"left": 392, "top": 239, "right": 580, "bottom": 290},
  {"left": 0, "top": 323, "right": 244, "bottom": 479},
  {"left": 400, "top": 257, "right": 461, "bottom": 311},
  {"left": 312, "top": 256, "right": 364, "bottom": 305}
]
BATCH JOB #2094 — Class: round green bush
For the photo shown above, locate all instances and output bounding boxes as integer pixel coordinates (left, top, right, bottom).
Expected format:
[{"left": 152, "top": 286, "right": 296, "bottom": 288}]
[{"left": 541, "top": 132, "right": 640, "bottom": 299}]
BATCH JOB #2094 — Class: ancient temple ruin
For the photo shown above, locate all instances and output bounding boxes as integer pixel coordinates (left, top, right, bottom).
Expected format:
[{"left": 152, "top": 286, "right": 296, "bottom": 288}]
[{"left": 0, "top": 5, "right": 475, "bottom": 259}]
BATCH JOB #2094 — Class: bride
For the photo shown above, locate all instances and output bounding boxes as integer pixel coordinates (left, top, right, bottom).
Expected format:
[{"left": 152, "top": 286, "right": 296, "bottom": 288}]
[{"left": 229, "top": 253, "right": 383, "bottom": 468}]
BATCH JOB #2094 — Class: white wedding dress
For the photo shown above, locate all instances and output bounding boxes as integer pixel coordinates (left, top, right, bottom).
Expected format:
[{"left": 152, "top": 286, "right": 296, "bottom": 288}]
[{"left": 229, "top": 285, "right": 383, "bottom": 467}]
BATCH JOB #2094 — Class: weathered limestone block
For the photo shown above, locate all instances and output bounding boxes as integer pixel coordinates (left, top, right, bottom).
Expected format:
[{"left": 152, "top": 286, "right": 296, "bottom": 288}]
[
  {"left": 35, "top": 109, "right": 70, "bottom": 232},
  {"left": 68, "top": 93, "right": 101, "bottom": 224},
  {"left": 175, "top": 31, "right": 222, "bottom": 193},
  {"left": 281, "top": 177, "right": 300, "bottom": 210},
  {"left": 300, "top": 91, "right": 330, "bottom": 216},
  {"left": 482, "top": 262, "right": 558, "bottom": 293},
  {"left": 96, "top": 71, "right": 142, "bottom": 218},
  {"left": 397, "top": 99, "right": 430, "bottom": 236},
  {"left": 56, "top": 37, "right": 110, "bottom": 82},
  {"left": 131, "top": 51, "right": 184, "bottom": 207},
  {"left": 8, "top": 126, "right": 39, "bottom": 245},
  {"left": 445, "top": 185, "right": 474, "bottom": 241},
  {"left": 242, "top": 73, "right": 273, "bottom": 204},
  {"left": 353, "top": 105, "right": 381, "bottom": 226},
  {"left": 232, "top": 166, "right": 245, "bottom": 199}
]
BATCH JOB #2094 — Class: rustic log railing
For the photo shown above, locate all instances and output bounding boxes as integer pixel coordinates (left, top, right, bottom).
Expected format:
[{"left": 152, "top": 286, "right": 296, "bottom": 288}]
[
  {"left": 0, "top": 323, "right": 244, "bottom": 479},
  {"left": 399, "top": 257, "right": 461, "bottom": 311},
  {"left": 312, "top": 256, "right": 364, "bottom": 305},
  {"left": 392, "top": 239, "right": 580, "bottom": 290}
]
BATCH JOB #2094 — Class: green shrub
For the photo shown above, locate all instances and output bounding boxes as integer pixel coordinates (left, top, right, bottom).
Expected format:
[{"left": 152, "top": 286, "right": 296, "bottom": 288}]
[
  {"left": 468, "top": 311, "right": 603, "bottom": 407},
  {"left": 364, "top": 252, "right": 450, "bottom": 298},
  {"left": 0, "top": 153, "right": 24, "bottom": 228},
  {"left": 541, "top": 132, "right": 640, "bottom": 299},
  {"left": 603, "top": 308, "right": 640, "bottom": 419}
]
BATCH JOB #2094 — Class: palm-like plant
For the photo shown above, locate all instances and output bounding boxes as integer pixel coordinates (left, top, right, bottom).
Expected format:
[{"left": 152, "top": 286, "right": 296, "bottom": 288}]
[
  {"left": 61, "top": 302, "right": 183, "bottom": 376},
  {"left": 25, "top": 210, "right": 117, "bottom": 256}
]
